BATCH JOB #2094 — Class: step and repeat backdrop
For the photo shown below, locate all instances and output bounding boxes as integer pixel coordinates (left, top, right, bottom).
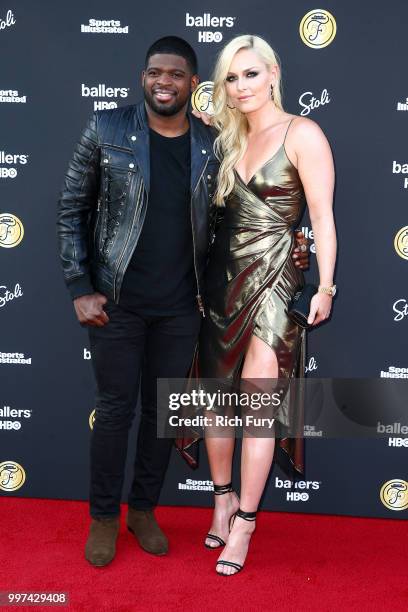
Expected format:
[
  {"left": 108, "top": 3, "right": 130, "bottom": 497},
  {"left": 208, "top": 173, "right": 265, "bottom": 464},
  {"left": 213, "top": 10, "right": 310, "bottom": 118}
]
[{"left": 1, "top": 0, "right": 407, "bottom": 518}]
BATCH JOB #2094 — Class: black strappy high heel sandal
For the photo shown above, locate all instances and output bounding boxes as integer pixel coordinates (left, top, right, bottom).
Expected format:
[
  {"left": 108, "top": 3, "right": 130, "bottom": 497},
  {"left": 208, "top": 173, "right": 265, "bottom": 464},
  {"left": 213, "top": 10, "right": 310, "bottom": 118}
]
[
  {"left": 204, "top": 483, "right": 239, "bottom": 549},
  {"left": 216, "top": 508, "right": 257, "bottom": 575}
]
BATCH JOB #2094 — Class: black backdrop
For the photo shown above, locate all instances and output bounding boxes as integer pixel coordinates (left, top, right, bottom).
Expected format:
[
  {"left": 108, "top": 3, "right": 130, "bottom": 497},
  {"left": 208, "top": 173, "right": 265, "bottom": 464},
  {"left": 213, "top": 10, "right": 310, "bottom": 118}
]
[{"left": 1, "top": 0, "right": 407, "bottom": 519}]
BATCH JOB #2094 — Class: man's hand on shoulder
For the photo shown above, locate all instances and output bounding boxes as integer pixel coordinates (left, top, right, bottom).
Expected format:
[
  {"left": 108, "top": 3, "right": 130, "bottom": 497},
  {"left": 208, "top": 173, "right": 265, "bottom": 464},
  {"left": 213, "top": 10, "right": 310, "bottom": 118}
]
[
  {"left": 73, "top": 293, "right": 109, "bottom": 327},
  {"left": 191, "top": 108, "right": 213, "bottom": 126}
]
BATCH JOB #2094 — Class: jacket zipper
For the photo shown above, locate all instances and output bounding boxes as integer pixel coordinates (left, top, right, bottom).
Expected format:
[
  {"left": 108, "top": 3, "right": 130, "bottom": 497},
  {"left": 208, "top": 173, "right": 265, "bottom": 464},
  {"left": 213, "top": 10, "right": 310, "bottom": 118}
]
[
  {"left": 113, "top": 177, "right": 143, "bottom": 301},
  {"left": 191, "top": 157, "right": 209, "bottom": 317}
]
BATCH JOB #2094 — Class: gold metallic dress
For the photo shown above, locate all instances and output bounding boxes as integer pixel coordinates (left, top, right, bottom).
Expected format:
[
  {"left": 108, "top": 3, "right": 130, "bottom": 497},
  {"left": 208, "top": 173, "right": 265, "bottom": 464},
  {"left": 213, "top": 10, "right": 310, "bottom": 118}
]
[{"left": 177, "top": 126, "right": 306, "bottom": 476}]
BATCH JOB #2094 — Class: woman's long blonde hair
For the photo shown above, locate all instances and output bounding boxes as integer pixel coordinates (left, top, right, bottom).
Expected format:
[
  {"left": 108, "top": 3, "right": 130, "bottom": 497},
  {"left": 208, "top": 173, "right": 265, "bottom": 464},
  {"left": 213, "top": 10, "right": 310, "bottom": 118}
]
[{"left": 212, "top": 35, "right": 283, "bottom": 206}]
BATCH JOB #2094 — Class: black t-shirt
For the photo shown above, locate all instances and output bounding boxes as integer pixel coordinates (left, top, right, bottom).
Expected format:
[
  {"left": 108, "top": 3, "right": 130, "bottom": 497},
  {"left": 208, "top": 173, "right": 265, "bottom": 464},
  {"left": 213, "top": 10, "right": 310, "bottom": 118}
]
[{"left": 119, "top": 127, "right": 196, "bottom": 314}]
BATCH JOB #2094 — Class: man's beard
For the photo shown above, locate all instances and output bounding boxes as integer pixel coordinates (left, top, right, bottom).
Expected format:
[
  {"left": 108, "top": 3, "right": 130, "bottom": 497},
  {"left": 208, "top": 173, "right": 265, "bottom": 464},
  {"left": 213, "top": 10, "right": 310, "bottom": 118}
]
[{"left": 144, "top": 87, "right": 188, "bottom": 116}]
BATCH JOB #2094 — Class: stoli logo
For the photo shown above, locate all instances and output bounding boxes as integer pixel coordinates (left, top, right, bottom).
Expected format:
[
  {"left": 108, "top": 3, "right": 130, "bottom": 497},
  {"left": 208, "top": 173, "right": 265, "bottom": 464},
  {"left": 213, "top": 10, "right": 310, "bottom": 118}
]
[
  {"left": 393, "top": 299, "right": 408, "bottom": 322},
  {"left": 0, "top": 9, "right": 16, "bottom": 31},
  {"left": 0, "top": 283, "right": 23, "bottom": 308},
  {"left": 299, "top": 89, "right": 331, "bottom": 116}
]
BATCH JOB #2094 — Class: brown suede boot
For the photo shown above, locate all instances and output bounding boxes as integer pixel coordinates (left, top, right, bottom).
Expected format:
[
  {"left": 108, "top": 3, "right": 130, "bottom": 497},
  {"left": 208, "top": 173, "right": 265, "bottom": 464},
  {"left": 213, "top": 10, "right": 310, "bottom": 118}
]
[
  {"left": 85, "top": 517, "right": 120, "bottom": 567},
  {"left": 126, "top": 508, "right": 168, "bottom": 555}
]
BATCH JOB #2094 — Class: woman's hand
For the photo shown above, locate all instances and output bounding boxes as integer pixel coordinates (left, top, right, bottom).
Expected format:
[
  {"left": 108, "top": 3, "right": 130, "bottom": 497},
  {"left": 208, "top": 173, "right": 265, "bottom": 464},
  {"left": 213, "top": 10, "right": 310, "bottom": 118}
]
[
  {"left": 191, "top": 108, "right": 213, "bottom": 126},
  {"left": 307, "top": 292, "right": 333, "bottom": 326}
]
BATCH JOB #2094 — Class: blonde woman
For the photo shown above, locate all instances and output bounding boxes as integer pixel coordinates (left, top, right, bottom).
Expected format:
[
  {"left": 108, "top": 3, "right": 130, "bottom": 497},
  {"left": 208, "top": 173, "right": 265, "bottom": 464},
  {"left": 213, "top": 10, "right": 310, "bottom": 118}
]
[{"left": 189, "top": 34, "right": 337, "bottom": 576}]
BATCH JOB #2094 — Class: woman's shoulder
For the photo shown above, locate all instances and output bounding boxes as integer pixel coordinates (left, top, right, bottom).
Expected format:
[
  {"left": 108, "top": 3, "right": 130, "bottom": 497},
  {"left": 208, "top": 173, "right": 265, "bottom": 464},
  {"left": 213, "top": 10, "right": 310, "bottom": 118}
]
[{"left": 286, "top": 114, "right": 328, "bottom": 148}]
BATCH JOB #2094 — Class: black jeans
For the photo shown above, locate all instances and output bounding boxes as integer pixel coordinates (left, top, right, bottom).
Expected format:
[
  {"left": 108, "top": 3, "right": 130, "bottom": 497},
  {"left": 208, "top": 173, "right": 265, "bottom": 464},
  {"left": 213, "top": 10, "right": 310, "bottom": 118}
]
[{"left": 88, "top": 300, "right": 200, "bottom": 518}]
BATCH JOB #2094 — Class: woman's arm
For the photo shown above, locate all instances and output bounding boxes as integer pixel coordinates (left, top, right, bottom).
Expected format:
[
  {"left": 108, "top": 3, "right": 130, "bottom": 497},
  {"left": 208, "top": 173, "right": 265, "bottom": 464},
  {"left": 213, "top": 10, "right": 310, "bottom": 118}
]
[{"left": 290, "top": 117, "right": 337, "bottom": 326}]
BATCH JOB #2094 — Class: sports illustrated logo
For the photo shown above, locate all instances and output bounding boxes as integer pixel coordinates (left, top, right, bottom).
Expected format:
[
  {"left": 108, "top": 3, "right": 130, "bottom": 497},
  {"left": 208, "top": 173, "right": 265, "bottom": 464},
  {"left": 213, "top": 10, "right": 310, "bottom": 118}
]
[
  {"left": 394, "top": 226, "right": 408, "bottom": 260},
  {"left": 392, "top": 161, "right": 408, "bottom": 189},
  {"left": 393, "top": 298, "right": 408, "bottom": 322},
  {"left": 0, "top": 461, "right": 26, "bottom": 491},
  {"left": 178, "top": 478, "right": 214, "bottom": 492},
  {"left": 191, "top": 81, "right": 214, "bottom": 115},
  {"left": 304, "top": 425, "right": 322, "bottom": 437},
  {"left": 380, "top": 479, "right": 408, "bottom": 511},
  {"left": 0, "top": 214, "right": 24, "bottom": 248},
  {"left": 305, "top": 356, "right": 318, "bottom": 374},
  {"left": 0, "top": 89, "right": 26, "bottom": 104},
  {"left": 0, "top": 283, "right": 23, "bottom": 309},
  {"left": 0, "top": 9, "right": 16, "bottom": 32},
  {"left": 81, "top": 83, "right": 130, "bottom": 111},
  {"left": 275, "top": 477, "right": 321, "bottom": 501},
  {"left": 380, "top": 366, "right": 408, "bottom": 379},
  {"left": 81, "top": 19, "right": 129, "bottom": 34},
  {"left": 0, "top": 352, "right": 31, "bottom": 365},
  {"left": 300, "top": 226, "right": 315, "bottom": 253},
  {"left": 89, "top": 409, "right": 95, "bottom": 430},
  {"left": 83, "top": 348, "right": 92, "bottom": 360},
  {"left": 185, "top": 12, "right": 236, "bottom": 43},
  {"left": 0, "top": 151, "right": 29, "bottom": 179},
  {"left": 397, "top": 97, "right": 408, "bottom": 111},
  {"left": 0, "top": 405, "right": 32, "bottom": 430},
  {"left": 300, "top": 10, "right": 337, "bottom": 49},
  {"left": 299, "top": 89, "right": 330, "bottom": 116}
]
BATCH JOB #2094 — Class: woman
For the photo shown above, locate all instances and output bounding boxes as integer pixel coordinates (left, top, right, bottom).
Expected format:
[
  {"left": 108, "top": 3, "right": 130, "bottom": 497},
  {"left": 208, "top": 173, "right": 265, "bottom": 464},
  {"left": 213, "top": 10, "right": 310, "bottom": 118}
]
[{"left": 189, "top": 34, "right": 336, "bottom": 576}]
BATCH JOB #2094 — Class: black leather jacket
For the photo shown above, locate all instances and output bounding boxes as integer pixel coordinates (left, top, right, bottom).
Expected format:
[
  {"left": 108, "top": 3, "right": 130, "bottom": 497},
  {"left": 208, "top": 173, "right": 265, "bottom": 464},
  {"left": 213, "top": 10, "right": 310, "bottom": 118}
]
[{"left": 57, "top": 101, "right": 219, "bottom": 313}]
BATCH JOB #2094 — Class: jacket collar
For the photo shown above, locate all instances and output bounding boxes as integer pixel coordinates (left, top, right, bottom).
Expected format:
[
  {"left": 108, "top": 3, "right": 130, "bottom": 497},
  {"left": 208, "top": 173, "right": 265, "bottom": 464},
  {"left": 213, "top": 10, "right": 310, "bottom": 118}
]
[
  {"left": 127, "top": 101, "right": 214, "bottom": 195},
  {"left": 188, "top": 112, "right": 212, "bottom": 193},
  {"left": 127, "top": 101, "right": 150, "bottom": 193}
]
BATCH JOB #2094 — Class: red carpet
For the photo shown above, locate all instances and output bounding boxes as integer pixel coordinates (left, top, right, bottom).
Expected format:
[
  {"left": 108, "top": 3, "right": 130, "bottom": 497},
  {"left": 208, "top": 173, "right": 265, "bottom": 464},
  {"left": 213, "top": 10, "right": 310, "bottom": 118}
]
[{"left": 0, "top": 498, "right": 407, "bottom": 611}]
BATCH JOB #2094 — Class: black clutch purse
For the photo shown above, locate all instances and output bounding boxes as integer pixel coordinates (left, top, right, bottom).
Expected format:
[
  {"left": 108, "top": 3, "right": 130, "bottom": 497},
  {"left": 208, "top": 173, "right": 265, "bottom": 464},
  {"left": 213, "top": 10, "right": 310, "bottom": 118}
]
[{"left": 287, "top": 284, "right": 318, "bottom": 329}]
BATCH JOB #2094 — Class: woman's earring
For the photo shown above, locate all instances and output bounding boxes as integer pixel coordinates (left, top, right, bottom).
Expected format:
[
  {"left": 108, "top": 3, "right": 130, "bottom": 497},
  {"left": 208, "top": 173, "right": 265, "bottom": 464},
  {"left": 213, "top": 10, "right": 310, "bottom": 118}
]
[
  {"left": 270, "top": 84, "right": 274, "bottom": 101},
  {"left": 227, "top": 102, "right": 235, "bottom": 110}
]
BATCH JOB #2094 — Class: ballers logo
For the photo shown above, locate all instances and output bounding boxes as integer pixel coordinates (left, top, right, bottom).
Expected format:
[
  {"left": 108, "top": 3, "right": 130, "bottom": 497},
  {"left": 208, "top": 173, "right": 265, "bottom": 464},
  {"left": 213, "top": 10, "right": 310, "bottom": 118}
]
[
  {"left": 394, "top": 226, "right": 408, "bottom": 260},
  {"left": 81, "top": 83, "right": 130, "bottom": 111},
  {"left": 275, "top": 476, "right": 321, "bottom": 501},
  {"left": 0, "top": 461, "right": 26, "bottom": 492},
  {"left": 0, "top": 151, "right": 29, "bottom": 179},
  {"left": 300, "top": 226, "right": 315, "bottom": 253},
  {"left": 380, "top": 479, "right": 408, "bottom": 511},
  {"left": 191, "top": 82, "right": 214, "bottom": 115},
  {"left": 185, "top": 12, "right": 236, "bottom": 43},
  {"left": 392, "top": 160, "right": 408, "bottom": 189},
  {"left": 0, "top": 405, "right": 32, "bottom": 429},
  {"left": 0, "top": 213, "right": 24, "bottom": 248},
  {"left": 300, "top": 10, "right": 337, "bottom": 49},
  {"left": 89, "top": 409, "right": 95, "bottom": 430},
  {"left": 397, "top": 97, "right": 408, "bottom": 112}
]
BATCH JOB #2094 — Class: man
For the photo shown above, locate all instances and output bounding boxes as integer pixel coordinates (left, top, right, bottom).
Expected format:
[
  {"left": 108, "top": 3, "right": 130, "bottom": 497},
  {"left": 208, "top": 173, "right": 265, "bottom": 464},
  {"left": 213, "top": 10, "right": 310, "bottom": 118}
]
[{"left": 57, "top": 36, "right": 308, "bottom": 567}]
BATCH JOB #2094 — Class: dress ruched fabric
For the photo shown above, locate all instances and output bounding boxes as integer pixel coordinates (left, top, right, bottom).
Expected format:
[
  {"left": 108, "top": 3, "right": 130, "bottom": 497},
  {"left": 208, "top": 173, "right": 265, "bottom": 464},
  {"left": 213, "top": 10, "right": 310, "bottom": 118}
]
[{"left": 176, "top": 124, "right": 307, "bottom": 476}]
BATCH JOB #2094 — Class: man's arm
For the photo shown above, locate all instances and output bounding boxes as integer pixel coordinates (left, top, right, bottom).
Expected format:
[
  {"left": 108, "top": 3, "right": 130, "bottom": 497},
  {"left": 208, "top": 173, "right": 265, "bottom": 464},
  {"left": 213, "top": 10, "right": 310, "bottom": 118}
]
[
  {"left": 57, "top": 112, "right": 100, "bottom": 300},
  {"left": 57, "top": 113, "right": 109, "bottom": 327}
]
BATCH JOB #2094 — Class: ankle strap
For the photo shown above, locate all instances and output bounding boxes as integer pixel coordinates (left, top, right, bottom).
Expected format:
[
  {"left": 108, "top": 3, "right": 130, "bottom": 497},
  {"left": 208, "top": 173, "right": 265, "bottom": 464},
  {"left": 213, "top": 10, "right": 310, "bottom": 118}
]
[
  {"left": 213, "top": 483, "right": 233, "bottom": 495},
  {"left": 236, "top": 508, "right": 256, "bottom": 521}
]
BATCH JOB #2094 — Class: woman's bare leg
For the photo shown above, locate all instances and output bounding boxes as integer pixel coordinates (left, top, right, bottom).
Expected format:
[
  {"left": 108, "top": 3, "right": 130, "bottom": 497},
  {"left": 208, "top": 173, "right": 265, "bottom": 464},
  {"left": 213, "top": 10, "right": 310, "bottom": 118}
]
[
  {"left": 216, "top": 335, "right": 278, "bottom": 575},
  {"left": 204, "top": 436, "right": 239, "bottom": 547}
]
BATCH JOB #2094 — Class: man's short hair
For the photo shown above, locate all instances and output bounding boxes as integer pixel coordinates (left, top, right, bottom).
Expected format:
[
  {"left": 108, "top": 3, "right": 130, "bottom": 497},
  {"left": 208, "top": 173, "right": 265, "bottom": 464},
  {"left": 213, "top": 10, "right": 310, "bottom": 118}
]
[{"left": 145, "top": 36, "right": 198, "bottom": 74}]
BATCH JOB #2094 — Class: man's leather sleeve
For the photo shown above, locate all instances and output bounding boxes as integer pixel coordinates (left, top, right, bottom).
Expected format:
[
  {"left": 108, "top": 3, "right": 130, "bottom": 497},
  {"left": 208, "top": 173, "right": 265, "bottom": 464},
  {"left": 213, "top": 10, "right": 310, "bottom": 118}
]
[{"left": 57, "top": 112, "right": 100, "bottom": 300}]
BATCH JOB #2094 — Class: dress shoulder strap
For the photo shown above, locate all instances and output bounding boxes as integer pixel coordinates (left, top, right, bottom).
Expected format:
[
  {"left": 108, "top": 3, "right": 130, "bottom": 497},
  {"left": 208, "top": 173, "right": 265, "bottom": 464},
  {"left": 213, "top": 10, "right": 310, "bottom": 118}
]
[{"left": 283, "top": 117, "right": 296, "bottom": 145}]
